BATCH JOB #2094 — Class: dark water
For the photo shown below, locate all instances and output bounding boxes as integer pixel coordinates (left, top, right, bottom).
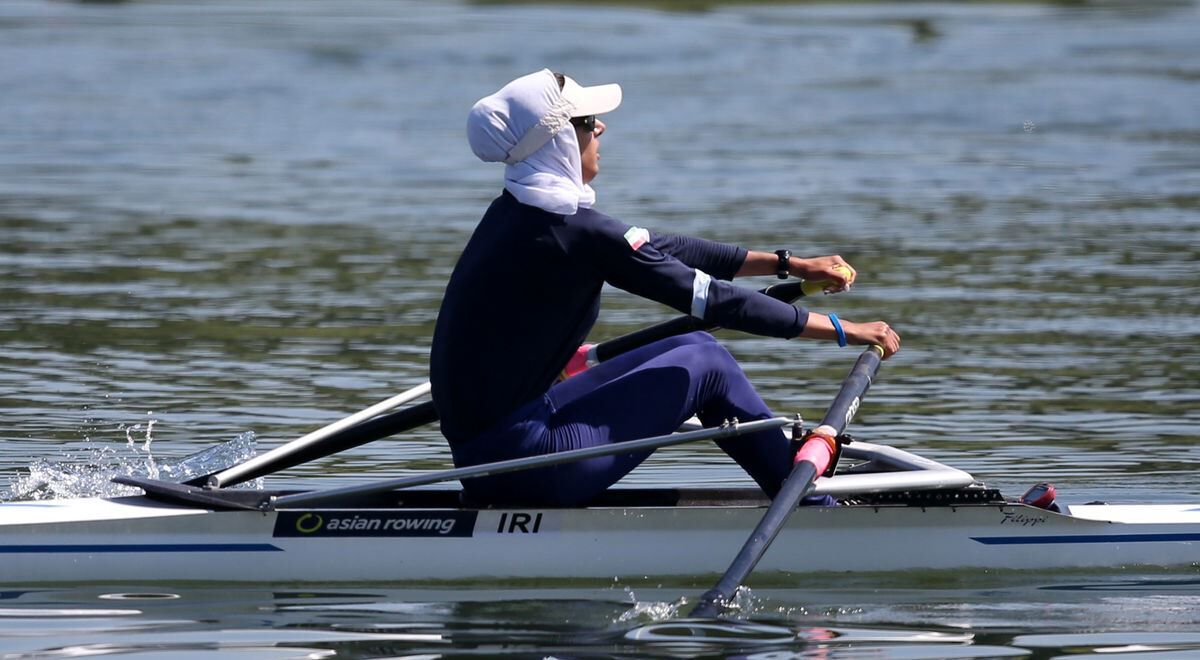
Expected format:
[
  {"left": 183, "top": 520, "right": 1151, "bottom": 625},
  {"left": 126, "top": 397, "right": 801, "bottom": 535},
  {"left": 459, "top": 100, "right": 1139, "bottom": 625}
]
[{"left": 1, "top": 0, "right": 1199, "bottom": 656}]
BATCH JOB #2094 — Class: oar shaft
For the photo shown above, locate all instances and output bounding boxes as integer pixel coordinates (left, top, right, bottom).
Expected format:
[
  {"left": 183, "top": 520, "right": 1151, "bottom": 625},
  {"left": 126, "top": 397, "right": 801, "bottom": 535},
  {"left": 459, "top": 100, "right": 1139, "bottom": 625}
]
[
  {"left": 270, "top": 416, "right": 795, "bottom": 509},
  {"left": 689, "top": 346, "right": 883, "bottom": 618},
  {"left": 205, "top": 381, "right": 431, "bottom": 488},
  {"left": 690, "top": 461, "right": 819, "bottom": 619},
  {"left": 197, "top": 401, "right": 440, "bottom": 488},
  {"left": 810, "top": 346, "right": 885, "bottom": 437}
]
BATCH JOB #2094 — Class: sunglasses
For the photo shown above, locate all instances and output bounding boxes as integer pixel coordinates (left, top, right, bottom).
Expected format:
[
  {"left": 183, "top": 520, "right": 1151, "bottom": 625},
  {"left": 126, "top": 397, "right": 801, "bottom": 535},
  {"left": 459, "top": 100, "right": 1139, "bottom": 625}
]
[{"left": 570, "top": 115, "right": 596, "bottom": 132}]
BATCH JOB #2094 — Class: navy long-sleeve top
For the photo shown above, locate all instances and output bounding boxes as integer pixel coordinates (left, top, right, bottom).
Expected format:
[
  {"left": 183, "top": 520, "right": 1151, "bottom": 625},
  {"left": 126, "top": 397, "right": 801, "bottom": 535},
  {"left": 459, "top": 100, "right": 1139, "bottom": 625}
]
[{"left": 430, "top": 190, "right": 809, "bottom": 443}]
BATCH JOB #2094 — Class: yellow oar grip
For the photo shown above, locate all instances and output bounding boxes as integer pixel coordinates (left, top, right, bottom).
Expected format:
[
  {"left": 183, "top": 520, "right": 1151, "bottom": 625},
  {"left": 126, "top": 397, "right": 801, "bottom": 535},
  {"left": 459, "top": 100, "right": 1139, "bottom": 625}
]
[
  {"left": 800, "top": 279, "right": 832, "bottom": 296},
  {"left": 799, "top": 265, "right": 855, "bottom": 297}
]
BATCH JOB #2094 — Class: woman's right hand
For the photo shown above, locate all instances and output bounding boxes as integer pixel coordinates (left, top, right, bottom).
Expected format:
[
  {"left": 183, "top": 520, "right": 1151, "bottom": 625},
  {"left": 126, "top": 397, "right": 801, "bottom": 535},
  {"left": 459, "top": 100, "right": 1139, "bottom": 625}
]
[{"left": 844, "top": 320, "right": 901, "bottom": 359}]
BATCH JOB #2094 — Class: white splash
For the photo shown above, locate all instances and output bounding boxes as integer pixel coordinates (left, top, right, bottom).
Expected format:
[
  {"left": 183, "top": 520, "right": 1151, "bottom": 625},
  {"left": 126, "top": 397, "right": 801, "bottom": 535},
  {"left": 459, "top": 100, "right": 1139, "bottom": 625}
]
[
  {"left": 616, "top": 585, "right": 764, "bottom": 627},
  {"left": 123, "top": 411, "right": 157, "bottom": 453},
  {"left": 4, "top": 430, "right": 261, "bottom": 501},
  {"left": 615, "top": 587, "right": 687, "bottom": 625}
]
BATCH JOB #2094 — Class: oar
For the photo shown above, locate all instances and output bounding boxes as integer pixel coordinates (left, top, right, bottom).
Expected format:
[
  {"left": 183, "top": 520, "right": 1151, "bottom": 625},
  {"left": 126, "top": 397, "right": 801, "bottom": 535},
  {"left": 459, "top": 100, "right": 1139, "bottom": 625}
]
[
  {"left": 267, "top": 417, "right": 796, "bottom": 509},
  {"left": 197, "top": 278, "right": 821, "bottom": 488},
  {"left": 195, "top": 381, "right": 430, "bottom": 488},
  {"left": 689, "top": 345, "right": 884, "bottom": 619}
]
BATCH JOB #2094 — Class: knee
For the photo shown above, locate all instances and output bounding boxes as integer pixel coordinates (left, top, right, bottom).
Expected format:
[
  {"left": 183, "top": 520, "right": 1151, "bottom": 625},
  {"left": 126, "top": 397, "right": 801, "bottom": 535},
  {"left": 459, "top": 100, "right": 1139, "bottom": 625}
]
[
  {"left": 681, "top": 331, "right": 718, "bottom": 345},
  {"left": 677, "top": 339, "right": 740, "bottom": 374},
  {"left": 650, "top": 330, "right": 717, "bottom": 356},
  {"left": 700, "top": 337, "right": 736, "bottom": 362}
]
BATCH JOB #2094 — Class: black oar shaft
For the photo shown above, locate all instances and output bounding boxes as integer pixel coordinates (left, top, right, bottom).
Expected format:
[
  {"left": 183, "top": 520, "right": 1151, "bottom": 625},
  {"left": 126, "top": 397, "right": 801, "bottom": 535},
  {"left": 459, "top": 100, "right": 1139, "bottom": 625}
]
[
  {"left": 689, "top": 347, "right": 883, "bottom": 618},
  {"left": 186, "top": 401, "right": 440, "bottom": 487},
  {"left": 815, "top": 348, "right": 883, "bottom": 438},
  {"left": 690, "top": 461, "right": 820, "bottom": 619}
]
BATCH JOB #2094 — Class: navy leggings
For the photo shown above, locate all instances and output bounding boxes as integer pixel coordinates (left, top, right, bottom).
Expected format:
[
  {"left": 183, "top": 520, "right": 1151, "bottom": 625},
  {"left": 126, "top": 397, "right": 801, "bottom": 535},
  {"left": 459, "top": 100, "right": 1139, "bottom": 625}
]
[{"left": 449, "top": 332, "right": 792, "bottom": 506}]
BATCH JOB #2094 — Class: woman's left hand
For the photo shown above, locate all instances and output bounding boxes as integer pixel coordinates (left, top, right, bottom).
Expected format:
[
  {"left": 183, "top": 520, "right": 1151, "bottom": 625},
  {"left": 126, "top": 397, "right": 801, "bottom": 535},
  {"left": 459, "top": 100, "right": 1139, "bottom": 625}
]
[{"left": 792, "top": 255, "right": 857, "bottom": 293}]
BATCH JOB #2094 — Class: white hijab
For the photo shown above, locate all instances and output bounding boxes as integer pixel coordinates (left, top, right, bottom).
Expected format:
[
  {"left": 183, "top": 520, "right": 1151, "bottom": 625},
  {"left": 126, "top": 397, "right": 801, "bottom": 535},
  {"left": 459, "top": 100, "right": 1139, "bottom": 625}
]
[{"left": 467, "top": 69, "right": 618, "bottom": 215}]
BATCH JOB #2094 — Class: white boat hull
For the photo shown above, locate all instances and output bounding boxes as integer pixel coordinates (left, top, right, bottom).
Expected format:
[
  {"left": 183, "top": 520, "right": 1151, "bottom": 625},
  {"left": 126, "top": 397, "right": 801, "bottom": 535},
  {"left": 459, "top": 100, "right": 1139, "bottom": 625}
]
[{"left": 0, "top": 494, "right": 1197, "bottom": 583}]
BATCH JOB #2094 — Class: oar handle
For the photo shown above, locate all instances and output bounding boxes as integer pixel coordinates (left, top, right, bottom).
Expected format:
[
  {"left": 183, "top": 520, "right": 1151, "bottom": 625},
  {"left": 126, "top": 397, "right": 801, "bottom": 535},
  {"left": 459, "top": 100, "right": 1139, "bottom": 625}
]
[{"left": 689, "top": 345, "right": 884, "bottom": 619}]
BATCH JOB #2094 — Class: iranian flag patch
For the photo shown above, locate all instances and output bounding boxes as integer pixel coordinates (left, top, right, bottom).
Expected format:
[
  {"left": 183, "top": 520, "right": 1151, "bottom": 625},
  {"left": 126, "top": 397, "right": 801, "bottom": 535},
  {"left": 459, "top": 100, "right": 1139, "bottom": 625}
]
[{"left": 623, "top": 226, "right": 650, "bottom": 251}]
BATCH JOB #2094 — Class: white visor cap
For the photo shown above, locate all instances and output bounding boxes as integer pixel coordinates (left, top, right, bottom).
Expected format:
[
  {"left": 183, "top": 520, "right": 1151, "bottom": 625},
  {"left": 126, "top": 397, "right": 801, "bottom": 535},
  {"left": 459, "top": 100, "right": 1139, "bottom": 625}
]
[
  {"left": 468, "top": 70, "right": 622, "bottom": 165},
  {"left": 561, "top": 75, "right": 622, "bottom": 119}
]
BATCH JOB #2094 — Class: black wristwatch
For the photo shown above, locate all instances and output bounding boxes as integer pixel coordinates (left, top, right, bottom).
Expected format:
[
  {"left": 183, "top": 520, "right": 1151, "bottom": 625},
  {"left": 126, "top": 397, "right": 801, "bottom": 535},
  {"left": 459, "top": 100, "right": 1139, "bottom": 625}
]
[{"left": 774, "top": 249, "right": 791, "bottom": 280}]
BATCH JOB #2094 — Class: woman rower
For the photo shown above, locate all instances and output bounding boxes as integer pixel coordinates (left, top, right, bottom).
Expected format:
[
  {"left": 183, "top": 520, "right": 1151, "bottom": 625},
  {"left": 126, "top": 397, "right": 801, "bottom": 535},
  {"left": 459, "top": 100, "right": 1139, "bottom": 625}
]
[{"left": 430, "top": 69, "right": 900, "bottom": 507}]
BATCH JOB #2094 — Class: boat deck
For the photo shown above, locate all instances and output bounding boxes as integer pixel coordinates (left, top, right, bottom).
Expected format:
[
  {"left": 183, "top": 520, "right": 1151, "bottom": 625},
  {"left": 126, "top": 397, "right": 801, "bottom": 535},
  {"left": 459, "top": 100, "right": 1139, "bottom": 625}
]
[{"left": 1067, "top": 504, "right": 1200, "bottom": 524}]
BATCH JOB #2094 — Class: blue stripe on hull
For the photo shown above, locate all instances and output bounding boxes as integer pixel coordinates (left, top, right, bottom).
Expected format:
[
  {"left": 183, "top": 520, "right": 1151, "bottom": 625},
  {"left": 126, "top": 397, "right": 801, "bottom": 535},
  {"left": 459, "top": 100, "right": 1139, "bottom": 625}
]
[
  {"left": 0, "top": 544, "right": 282, "bottom": 553},
  {"left": 973, "top": 533, "right": 1200, "bottom": 545}
]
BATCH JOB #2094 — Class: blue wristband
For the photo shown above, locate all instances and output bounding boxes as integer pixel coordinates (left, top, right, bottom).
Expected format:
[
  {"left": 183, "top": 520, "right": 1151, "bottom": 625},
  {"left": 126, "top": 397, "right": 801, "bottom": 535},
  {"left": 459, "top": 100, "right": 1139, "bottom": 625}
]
[{"left": 828, "top": 313, "right": 847, "bottom": 348}]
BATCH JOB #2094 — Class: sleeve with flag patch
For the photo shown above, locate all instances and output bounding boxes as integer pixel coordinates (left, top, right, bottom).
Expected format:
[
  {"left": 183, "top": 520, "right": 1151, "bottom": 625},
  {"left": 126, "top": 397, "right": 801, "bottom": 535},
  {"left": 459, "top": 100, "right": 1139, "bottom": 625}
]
[{"left": 623, "top": 226, "right": 650, "bottom": 250}]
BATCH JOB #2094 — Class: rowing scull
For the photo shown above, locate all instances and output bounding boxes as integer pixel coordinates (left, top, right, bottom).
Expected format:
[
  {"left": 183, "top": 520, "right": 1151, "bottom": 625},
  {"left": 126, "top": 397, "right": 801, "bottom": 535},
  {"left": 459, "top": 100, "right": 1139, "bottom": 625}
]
[{"left": 0, "top": 442, "right": 1195, "bottom": 584}]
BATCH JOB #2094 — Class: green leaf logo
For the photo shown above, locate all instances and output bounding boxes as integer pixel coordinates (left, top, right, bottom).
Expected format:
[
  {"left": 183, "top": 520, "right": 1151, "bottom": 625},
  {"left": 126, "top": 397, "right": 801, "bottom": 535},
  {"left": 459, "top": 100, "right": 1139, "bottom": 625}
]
[{"left": 295, "top": 513, "right": 324, "bottom": 534}]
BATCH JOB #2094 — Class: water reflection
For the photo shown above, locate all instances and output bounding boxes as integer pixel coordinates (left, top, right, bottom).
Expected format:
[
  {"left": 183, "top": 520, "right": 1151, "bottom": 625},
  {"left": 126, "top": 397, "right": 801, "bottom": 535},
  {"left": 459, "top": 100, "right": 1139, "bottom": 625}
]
[{"left": 1, "top": 582, "right": 1198, "bottom": 657}]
